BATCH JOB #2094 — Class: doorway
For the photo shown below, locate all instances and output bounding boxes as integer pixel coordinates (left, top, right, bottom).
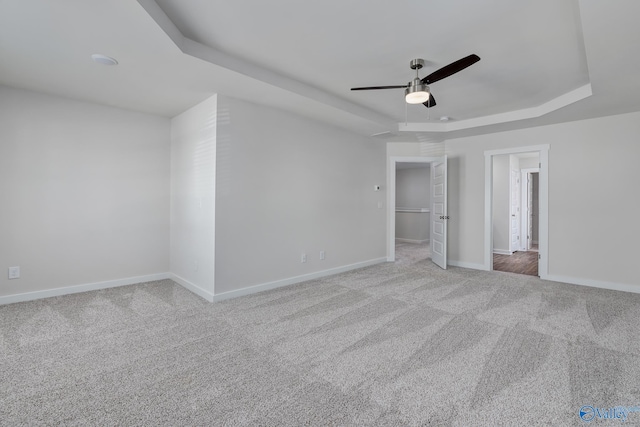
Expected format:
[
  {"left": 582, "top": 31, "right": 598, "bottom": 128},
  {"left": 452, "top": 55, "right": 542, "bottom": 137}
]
[
  {"left": 490, "top": 153, "right": 540, "bottom": 276},
  {"left": 484, "top": 145, "right": 549, "bottom": 279},
  {"left": 395, "top": 162, "right": 431, "bottom": 264},
  {"left": 388, "top": 156, "right": 447, "bottom": 269}
]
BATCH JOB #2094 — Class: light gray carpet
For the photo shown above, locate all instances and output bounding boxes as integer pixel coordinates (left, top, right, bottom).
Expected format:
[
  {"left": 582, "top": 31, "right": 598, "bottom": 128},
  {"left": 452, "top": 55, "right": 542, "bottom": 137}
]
[{"left": 3, "top": 242, "right": 640, "bottom": 426}]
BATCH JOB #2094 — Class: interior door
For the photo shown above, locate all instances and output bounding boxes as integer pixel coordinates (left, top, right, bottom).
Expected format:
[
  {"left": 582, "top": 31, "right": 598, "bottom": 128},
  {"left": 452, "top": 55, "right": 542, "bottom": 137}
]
[
  {"left": 431, "top": 156, "right": 447, "bottom": 269},
  {"left": 510, "top": 170, "right": 520, "bottom": 252},
  {"left": 527, "top": 173, "right": 534, "bottom": 250}
]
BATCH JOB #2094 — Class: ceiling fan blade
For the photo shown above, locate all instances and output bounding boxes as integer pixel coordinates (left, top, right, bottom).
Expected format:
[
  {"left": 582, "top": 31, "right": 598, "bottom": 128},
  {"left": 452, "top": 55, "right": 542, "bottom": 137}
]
[
  {"left": 421, "top": 54, "right": 480, "bottom": 85},
  {"left": 423, "top": 93, "right": 437, "bottom": 108},
  {"left": 351, "top": 85, "right": 407, "bottom": 91}
]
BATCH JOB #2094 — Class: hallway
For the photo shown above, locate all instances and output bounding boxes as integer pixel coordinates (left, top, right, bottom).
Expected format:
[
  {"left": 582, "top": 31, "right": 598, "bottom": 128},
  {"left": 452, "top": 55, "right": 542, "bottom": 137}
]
[{"left": 493, "top": 251, "right": 538, "bottom": 276}]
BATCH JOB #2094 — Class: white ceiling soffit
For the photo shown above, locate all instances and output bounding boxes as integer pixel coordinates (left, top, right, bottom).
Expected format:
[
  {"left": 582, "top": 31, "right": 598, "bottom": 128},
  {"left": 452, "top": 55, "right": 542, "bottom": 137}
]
[
  {"left": 140, "top": 0, "right": 624, "bottom": 139},
  {"left": 137, "top": 0, "right": 395, "bottom": 134},
  {"left": 1, "top": 1, "right": 638, "bottom": 139},
  {"left": 400, "top": 84, "right": 592, "bottom": 133}
]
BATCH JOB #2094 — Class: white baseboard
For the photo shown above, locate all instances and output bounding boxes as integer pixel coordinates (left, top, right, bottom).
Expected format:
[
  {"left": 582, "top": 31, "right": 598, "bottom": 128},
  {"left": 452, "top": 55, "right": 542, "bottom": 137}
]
[
  {"left": 170, "top": 273, "right": 214, "bottom": 302},
  {"left": 395, "top": 238, "right": 430, "bottom": 244},
  {"left": 544, "top": 274, "right": 640, "bottom": 295},
  {"left": 447, "top": 260, "right": 488, "bottom": 271},
  {"left": 492, "top": 249, "right": 512, "bottom": 255},
  {"left": 212, "top": 257, "right": 388, "bottom": 302},
  {"left": 6, "top": 265, "right": 633, "bottom": 307},
  {"left": 0, "top": 272, "right": 171, "bottom": 305}
]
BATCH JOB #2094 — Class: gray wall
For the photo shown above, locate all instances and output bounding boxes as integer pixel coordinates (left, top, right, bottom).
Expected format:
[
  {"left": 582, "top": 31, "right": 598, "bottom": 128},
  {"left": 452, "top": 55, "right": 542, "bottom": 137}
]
[
  {"left": 520, "top": 157, "right": 539, "bottom": 169},
  {"left": 170, "top": 95, "right": 217, "bottom": 299},
  {"left": 214, "top": 96, "right": 387, "bottom": 295},
  {"left": 0, "top": 85, "right": 170, "bottom": 297},
  {"left": 396, "top": 166, "right": 430, "bottom": 207},
  {"left": 446, "top": 110, "right": 640, "bottom": 288}
]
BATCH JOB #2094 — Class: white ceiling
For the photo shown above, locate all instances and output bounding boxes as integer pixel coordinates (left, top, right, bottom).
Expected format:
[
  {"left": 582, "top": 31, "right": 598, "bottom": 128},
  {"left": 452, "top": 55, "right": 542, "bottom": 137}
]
[{"left": 1, "top": 0, "right": 640, "bottom": 141}]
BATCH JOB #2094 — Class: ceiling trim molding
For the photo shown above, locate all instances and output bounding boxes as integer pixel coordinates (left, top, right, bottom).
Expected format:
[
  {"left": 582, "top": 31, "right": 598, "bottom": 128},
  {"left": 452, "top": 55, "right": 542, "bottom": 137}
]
[
  {"left": 137, "top": 0, "right": 396, "bottom": 129},
  {"left": 398, "top": 84, "right": 592, "bottom": 133},
  {"left": 137, "top": 0, "right": 185, "bottom": 50}
]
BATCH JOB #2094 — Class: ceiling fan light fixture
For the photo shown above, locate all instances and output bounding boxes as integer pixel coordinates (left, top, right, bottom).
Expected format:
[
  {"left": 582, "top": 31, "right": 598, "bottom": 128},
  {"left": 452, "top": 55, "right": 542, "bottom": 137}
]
[
  {"left": 405, "top": 79, "right": 430, "bottom": 104},
  {"left": 405, "top": 90, "right": 430, "bottom": 104}
]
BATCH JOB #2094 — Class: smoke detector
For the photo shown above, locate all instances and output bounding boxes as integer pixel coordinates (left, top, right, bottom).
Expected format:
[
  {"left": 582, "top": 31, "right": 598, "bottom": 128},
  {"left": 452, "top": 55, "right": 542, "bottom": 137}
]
[{"left": 91, "top": 54, "right": 118, "bottom": 66}]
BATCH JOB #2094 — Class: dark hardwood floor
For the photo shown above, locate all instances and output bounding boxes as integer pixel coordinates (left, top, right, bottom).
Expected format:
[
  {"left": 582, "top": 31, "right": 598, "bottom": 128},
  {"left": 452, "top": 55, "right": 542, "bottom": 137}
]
[{"left": 493, "top": 250, "right": 538, "bottom": 276}]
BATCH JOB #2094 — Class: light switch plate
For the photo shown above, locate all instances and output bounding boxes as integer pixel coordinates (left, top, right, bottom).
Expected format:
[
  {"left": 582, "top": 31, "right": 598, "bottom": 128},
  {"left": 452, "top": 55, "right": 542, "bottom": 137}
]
[{"left": 8, "top": 266, "right": 20, "bottom": 279}]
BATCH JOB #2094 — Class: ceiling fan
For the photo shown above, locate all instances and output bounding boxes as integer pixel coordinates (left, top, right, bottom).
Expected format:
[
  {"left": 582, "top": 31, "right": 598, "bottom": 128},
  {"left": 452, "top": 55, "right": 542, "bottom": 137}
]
[{"left": 351, "top": 54, "right": 480, "bottom": 108}]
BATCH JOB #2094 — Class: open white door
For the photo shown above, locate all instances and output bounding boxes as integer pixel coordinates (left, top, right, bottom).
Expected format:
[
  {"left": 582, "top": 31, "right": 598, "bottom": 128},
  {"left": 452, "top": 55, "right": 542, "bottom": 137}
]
[
  {"left": 527, "top": 173, "right": 534, "bottom": 250},
  {"left": 520, "top": 168, "right": 539, "bottom": 251},
  {"left": 510, "top": 170, "right": 521, "bottom": 253},
  {"left": 431, "top": 156, "right": 447, "bottom": 269}
]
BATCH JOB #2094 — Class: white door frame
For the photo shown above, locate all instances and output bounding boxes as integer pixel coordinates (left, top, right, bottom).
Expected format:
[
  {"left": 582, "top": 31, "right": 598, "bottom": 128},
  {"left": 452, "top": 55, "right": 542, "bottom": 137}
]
[
  {"left": 388, "top": 156, "right": 441, "bottom": 262},
  {"left": 484, "top": 145, "right": 549, "bottom": 278},
  {"left": 520, "top": 168, "right": 539, "bottom": 251}
]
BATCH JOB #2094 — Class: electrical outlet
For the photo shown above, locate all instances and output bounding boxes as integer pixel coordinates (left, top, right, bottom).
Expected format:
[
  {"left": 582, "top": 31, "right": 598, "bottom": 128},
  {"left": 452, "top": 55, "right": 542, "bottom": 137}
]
[
  {"left": 8, "top": 266, "right": 20, "bottom": 279},
  {"left": 301, "top": 253, "right": 307, "bottom": 263},
  {"left": 320, "top": 251, "right": 325, "bottom": 260}
]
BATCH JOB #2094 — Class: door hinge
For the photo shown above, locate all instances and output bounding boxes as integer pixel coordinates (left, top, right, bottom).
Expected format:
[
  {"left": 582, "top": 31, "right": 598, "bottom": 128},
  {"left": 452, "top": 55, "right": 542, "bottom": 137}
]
[{"left": 538, "top": 254, "right": 541, "bottom": 260}]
